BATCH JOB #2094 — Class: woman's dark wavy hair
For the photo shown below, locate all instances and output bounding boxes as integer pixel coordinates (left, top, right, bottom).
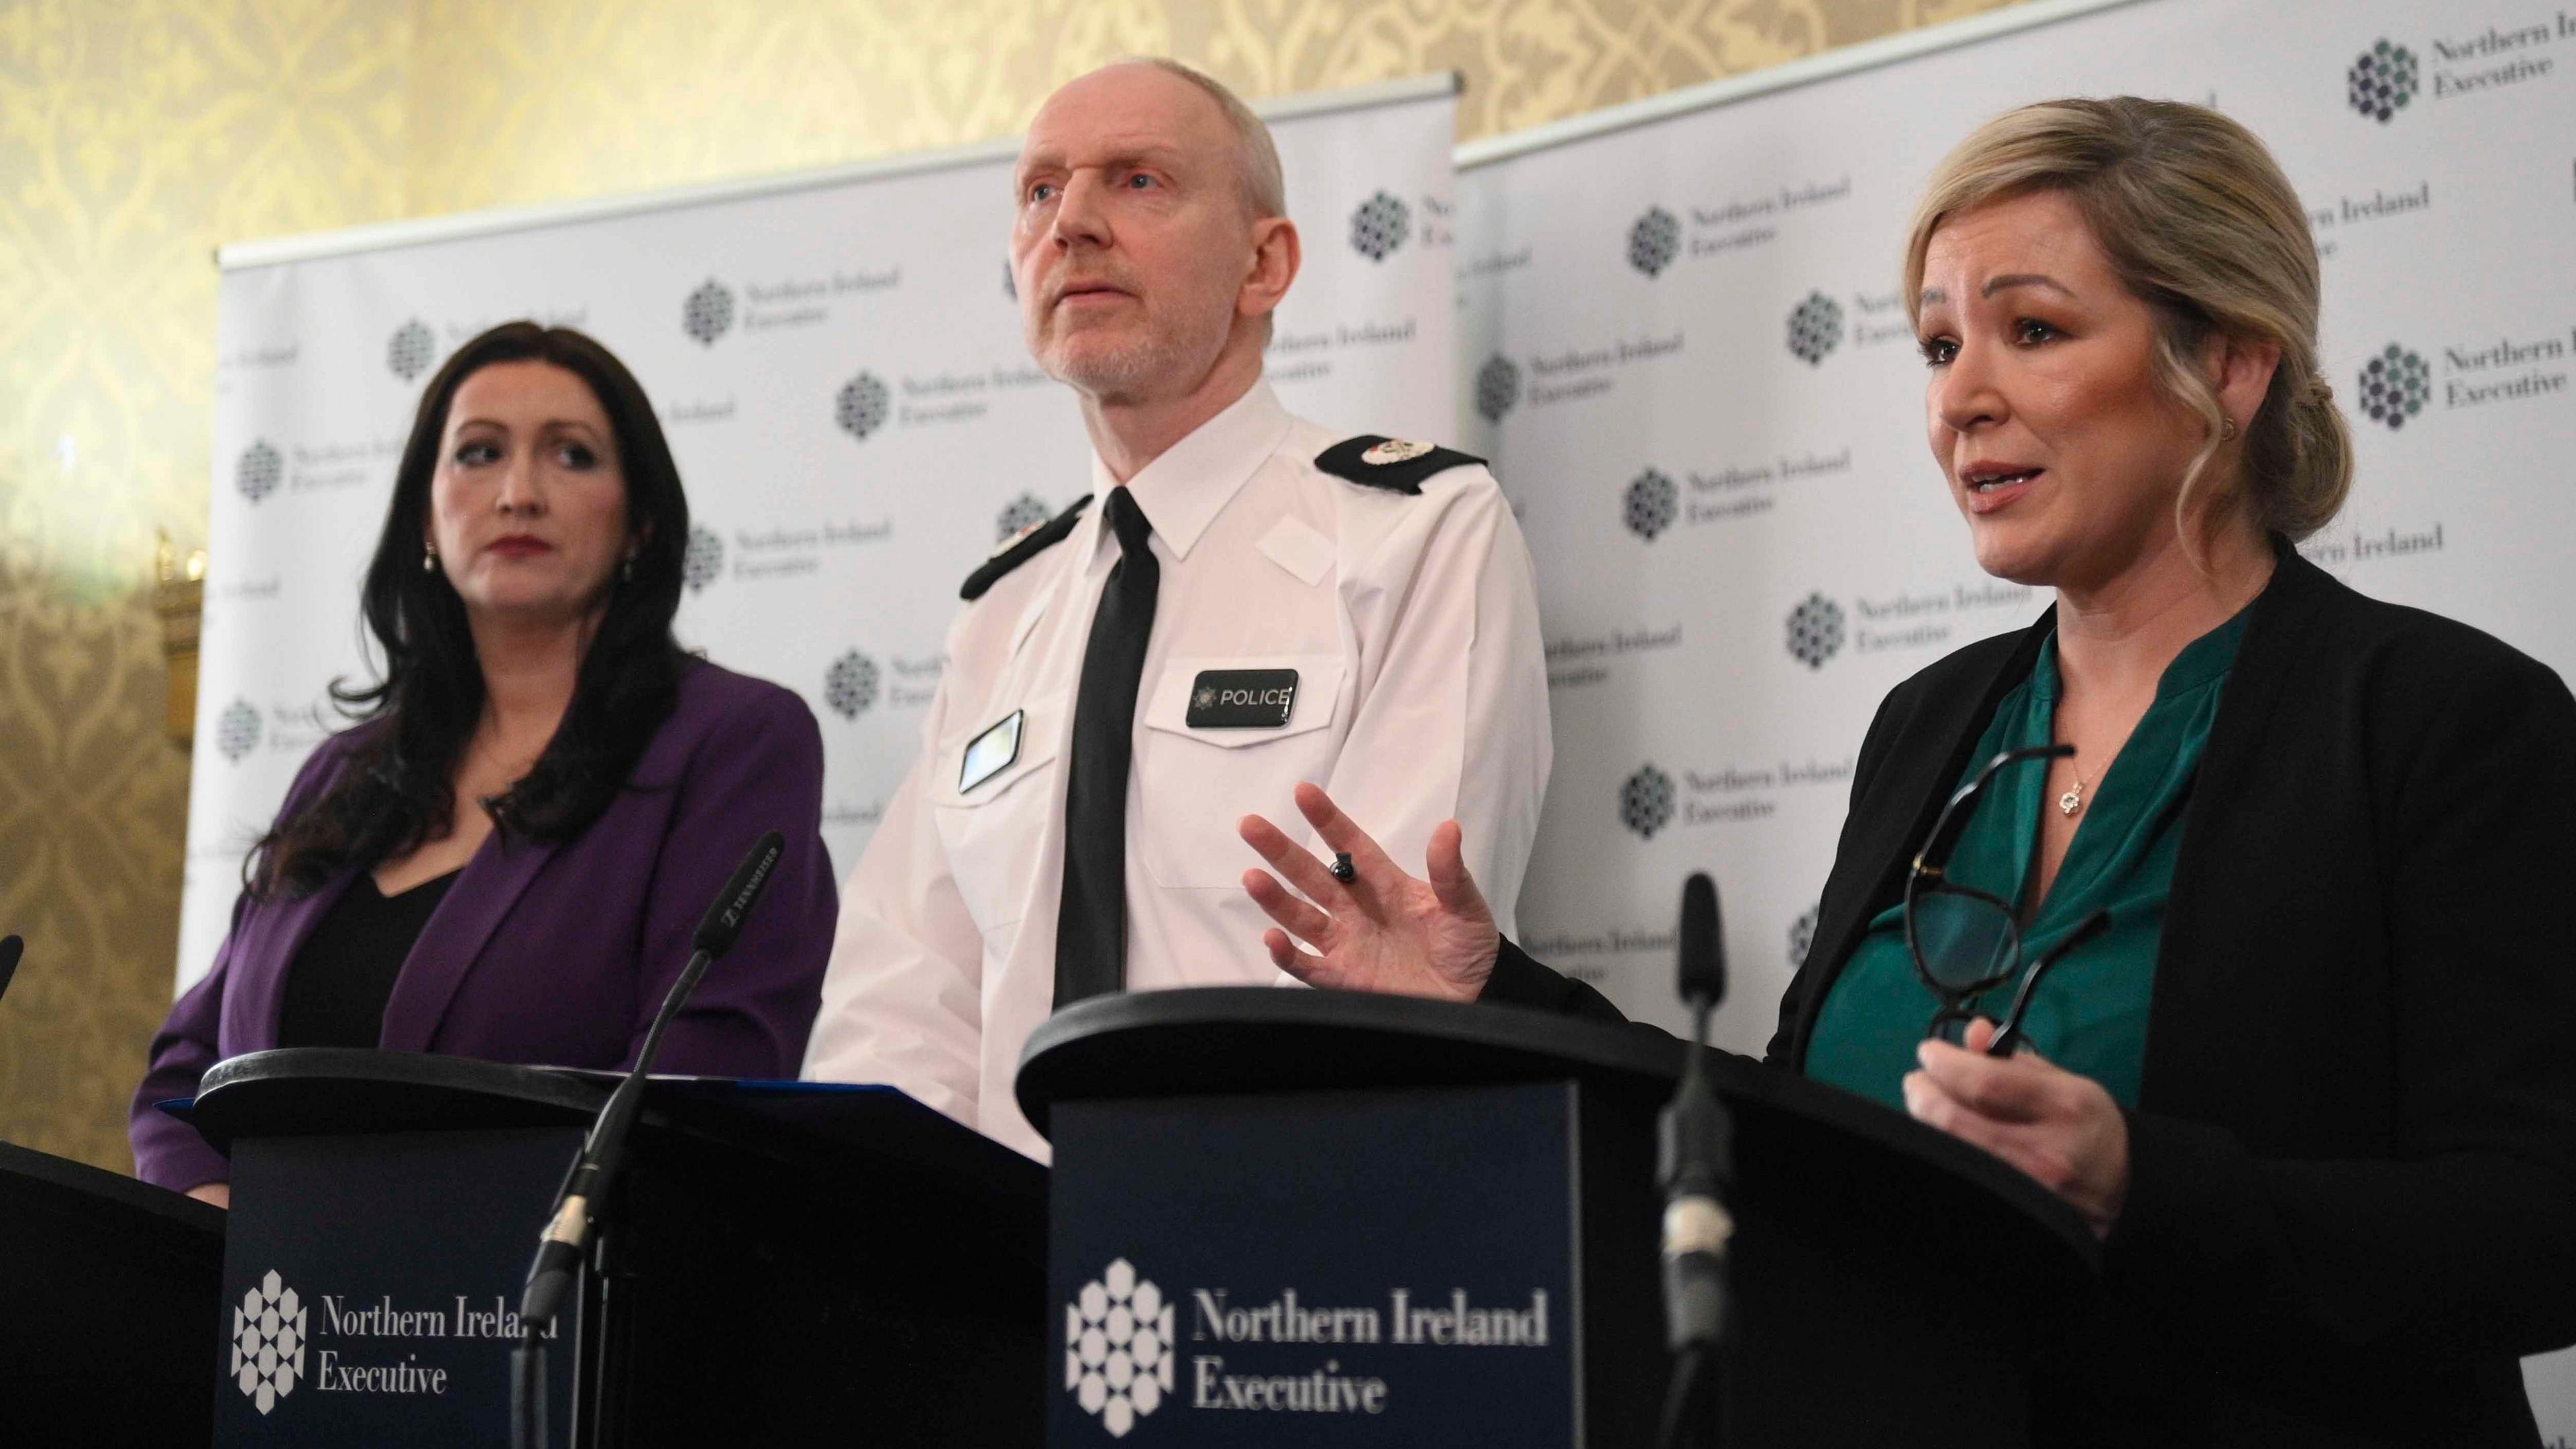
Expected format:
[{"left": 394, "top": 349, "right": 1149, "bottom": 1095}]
[{"left": 248, "top": 322, "right": 692, "bottom": 900}]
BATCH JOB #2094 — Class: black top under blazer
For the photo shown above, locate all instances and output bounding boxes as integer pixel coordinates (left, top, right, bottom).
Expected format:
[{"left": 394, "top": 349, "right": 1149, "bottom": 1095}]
[{"left": 1485, "top": 547, "right": 2576, "bottom": 1446}]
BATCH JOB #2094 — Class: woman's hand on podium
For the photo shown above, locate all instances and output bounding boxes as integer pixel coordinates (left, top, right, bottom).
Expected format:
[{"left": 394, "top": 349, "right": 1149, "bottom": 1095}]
[
  {"left": 1904, "top": 1018, "right": 2129, "bottom": 1239},
  {"left": 1237, "top": 782, "right": 1501, "bottom": 1003},
  {"left": 184, "top": 1182, "right": 231, "bottom": 1209}
]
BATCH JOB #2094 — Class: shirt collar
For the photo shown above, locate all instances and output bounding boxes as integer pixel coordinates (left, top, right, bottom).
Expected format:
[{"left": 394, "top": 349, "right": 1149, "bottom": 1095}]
[
  {"left": 2028, "top": 602, "right": 2252, "bottom": 705},
  {"left": 1085, "top": 380, "right": 1293, "bottom": 562}
]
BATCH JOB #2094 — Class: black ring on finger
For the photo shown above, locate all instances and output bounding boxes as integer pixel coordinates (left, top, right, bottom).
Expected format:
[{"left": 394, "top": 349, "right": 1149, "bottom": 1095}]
[{"left": 1329, "top": 851, "right": 1356, "bottom": 883}]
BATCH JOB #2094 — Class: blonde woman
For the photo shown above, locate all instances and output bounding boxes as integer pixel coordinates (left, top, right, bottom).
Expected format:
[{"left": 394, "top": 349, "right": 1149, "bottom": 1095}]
[{"left": 1233, "top": 99, "right": 2576, "bottom": 1442}]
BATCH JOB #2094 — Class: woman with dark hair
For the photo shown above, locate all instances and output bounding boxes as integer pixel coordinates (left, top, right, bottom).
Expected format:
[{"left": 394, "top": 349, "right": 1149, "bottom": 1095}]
[
  {"left": 1234, "top": 99, "right": 2576, "bottom": 1443},
  {"left": 132, "top": 321, "right": 837, "bottom": 1203}
]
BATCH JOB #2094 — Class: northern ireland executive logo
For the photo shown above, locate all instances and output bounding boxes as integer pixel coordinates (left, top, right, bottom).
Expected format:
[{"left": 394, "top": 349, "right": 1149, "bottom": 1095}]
[
  {"left": 1350, "top": 191, "right": 1411, "bottom": 262},
  {"left": 836, "top": 371, "right": 891, "bottom": 441},
  {"left": 2349, "top": 40, "right": 2419, "bottom": 123},
  {"left": 215, "top": 698, "right": 262, "bottom": 763},
  {"left": 1474, "top": 354, "right": 1521, "bottom": 424},
  {"left": 1067, "top": 1258, "right": 1173, "bottom": 1438},
  {"left": 2357, "top": 343, "right": 2430, "bottom": 429},
  {"left": 682, "top": 525, "right": 724, "bottom": 592},
  {"left": 386, "top": 319, "right": 434, "bottom": 382},
  {"left": 1787, "top": 291, "right": 1843, "bottom": 366},
  {"left": 684, "top": 278, "right": 735, "bottom": 346},
  {"left": 825, "top": 650, "right": 880, "bottom": 720},
  {"left": 1623, "top": 468, "right": 1677, "bottom": 541},
  {"left": 1619, "top": 764, "right": 1677, "bottom": 840},
  {"left": 998, "top": 492, "right": 1053, "bottom": 543},
  {"left": 1786, "top": 592, "right": 1846, "bottom": 669},
  {"left": 1627, "top": 205, "right": 1680, "bottom": 278},
  {"left": 235, "top": 440, "right": 282, "bottom": 505},
  {"left": 230, "top": 1269, "right": 307, "bottom": 1415}
]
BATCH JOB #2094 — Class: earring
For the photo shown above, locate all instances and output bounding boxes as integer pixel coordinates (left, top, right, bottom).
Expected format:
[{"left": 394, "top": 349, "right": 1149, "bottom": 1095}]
[
  {"left": 422, "top": 541, "right": 438, "bottom": 573},
  {"left": 2219, "top": 416, "right": 2239, "bottom": 442},
  {"left": 621, "top": 555, "right": 635, "bottom": 582}
]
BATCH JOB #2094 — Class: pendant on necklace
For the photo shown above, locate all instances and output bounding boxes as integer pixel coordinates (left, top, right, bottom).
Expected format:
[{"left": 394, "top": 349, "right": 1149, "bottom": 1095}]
[{"left": 2058, "top": 782, "right": 2085, "bottom": 817}]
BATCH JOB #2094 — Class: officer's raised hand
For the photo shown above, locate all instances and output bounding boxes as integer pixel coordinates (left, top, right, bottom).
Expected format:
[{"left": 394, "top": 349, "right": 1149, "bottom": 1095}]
[{"left": 1236, "top": 782, "right": 1501, "bottom": 1001}]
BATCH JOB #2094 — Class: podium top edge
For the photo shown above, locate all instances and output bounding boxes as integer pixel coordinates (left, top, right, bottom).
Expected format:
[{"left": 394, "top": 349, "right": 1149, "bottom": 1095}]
[
  {"left": 187, "top": 1049, "right": 1047, "bottom": 1205},
  {"left": 199, "top": 1047, "right": 608, "bottom": 1117},
  {"left": 1019, "top": 986, "right": 1678, "bottom": 1091},
  {"left": 1014, "top": 987, "right": 2098, "bottom": 1266},
  {"left": 0, "top": 1138, "right": 227, "bottom": 1235}
]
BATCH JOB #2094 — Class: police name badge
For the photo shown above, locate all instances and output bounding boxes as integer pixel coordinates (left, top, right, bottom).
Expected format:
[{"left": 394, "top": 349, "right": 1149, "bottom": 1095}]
[
  {"left": 958, "top": 710, "right": 1024, "bottom": 792},
  {"left": 1186, "top": 669, "right": 1299, "bottom": 729}
]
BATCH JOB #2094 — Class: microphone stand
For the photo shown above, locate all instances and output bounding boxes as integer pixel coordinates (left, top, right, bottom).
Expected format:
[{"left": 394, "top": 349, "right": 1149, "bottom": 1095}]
[
  {"left": 1657, "top": 875, "right": 1733, "bottom": 1449},
  {"left": 508, "top": 953, "right": 706, "bottom": 1449},
  {"left": 508, "top": 830, "right": 784, "bottom": 1449}
]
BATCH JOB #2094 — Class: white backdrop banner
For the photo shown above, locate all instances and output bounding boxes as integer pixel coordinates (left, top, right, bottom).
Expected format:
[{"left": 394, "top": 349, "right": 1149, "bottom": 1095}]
[
  {"left": 1455, "top": 0, "right": 2576, "bottom": 1428},
  {"left": 182, "top": 76, "right": 1461, "bottom": 991}
]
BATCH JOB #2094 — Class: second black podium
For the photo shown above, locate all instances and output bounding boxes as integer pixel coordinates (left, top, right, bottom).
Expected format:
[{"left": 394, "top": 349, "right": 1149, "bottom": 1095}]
[
  {"left": 184, "top": 1049, "right": 1046, "bottom": 1446},
  {"left": 1018, "top": 987, "right": 2098, "bottom": 1448}
]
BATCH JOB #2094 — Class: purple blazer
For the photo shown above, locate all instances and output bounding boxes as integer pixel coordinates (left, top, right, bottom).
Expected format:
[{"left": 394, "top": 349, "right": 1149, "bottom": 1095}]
[{"left": 131, "top": 659, "right": 838, "bottom": 1191}]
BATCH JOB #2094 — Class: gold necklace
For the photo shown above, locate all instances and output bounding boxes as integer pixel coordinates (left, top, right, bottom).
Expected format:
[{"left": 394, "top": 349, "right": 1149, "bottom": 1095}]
[{"left": 2058, "top": 764, "right": 2088, "bottom": 817}]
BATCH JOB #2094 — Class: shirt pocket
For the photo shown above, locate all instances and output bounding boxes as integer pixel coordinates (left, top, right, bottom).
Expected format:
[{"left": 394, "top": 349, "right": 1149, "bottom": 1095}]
[
  {"left": 930, "top": 690, "right": 1068, "bottom": 934},
  {"left": 1136, "top": 653, "right": 1346, "bottom": 890}
]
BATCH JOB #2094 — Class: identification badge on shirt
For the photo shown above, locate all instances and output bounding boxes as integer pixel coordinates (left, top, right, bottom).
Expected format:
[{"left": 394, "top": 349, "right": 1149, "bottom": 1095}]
[
  {"left": 958, "top": 710, "right": 1024, "bottom": 792},
  {"left": 1186, "top": 669, "right": 1299, "bottom": 729}
]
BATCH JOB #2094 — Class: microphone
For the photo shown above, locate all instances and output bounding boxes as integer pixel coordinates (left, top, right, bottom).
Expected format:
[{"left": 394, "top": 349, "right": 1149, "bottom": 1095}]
[
  {"left": 1656, "top": 873, "right": 1734, "bottom": 1449},
  {"left": 692, "top": 833, "right": 785, "bottom": 957},
  {"left": 511, "top": 831, "right": 787, "bottom": 1448},
  {"left": 1675, "top": 874, "right": 1723, "bottom": 1009},
  {"left": 0, "top": 936, "right": 20, "bottom": 1008}
]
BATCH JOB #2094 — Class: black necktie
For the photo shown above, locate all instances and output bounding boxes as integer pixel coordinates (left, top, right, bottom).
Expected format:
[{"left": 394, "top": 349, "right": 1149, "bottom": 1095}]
[{"left": 1055, "top": 486, "right": 1158, "bottom": 1008}]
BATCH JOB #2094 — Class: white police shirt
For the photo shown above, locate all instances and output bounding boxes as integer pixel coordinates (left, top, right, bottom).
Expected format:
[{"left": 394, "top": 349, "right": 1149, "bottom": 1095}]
[{"left": 803, "top": 380, "right": 1552, "bottom": 1159}]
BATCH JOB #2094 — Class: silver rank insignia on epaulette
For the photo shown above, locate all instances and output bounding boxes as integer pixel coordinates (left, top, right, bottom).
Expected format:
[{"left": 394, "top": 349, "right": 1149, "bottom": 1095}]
[
  {"left": 989, "top": 521, "right": 1046, "bottom": 557},
  {"left": 1312, "top": 436, "right": 1477, "bottom": 496},
  {"left": 1360, "top": 439, "right": 1436, "bottom": 466}
]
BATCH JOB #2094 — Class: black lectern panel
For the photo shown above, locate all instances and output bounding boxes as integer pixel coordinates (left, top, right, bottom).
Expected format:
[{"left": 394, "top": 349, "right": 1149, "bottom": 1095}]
[
  {"left": 188, "top": 1049, "right": 1048, "bottom": 1447},
  {"left": 1052, "top": 1083, "right": 1587, "bottom": 1445},
  {"left": 217, "top": 1126, "right": 582, "bottom": 1440},
  {"left": 1019, "top": 988, "right": 2098, "bottom": 1448},
  {"left": 0, "top": 1140, "right": 224, "bottom": 1445}
]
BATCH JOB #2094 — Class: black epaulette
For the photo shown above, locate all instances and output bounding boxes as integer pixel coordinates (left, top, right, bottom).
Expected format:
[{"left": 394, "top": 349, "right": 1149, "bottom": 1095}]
[
  {"left": 1313, "top": 435, "right": 1485, "bottom": 496},
  {"left": 961, "top": 494, "right": 1093, "bottom": 600}
]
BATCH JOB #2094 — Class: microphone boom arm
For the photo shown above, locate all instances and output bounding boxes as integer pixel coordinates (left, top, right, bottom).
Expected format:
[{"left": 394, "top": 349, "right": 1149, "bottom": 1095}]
[{"left": 510, "top": 830, "right": 786, "bottom": 1449}]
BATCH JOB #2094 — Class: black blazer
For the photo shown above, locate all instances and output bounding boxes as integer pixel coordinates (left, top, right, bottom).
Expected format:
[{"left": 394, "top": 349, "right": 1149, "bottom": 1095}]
[{"left": 1488, "top": 549, "right": 2576, "bottom": 1446}]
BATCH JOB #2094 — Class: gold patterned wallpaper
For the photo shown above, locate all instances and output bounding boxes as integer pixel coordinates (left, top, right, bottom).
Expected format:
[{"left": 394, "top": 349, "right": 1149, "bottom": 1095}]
[{"left": 0, "top": 0, "right": 2022, "bottom": 1175}]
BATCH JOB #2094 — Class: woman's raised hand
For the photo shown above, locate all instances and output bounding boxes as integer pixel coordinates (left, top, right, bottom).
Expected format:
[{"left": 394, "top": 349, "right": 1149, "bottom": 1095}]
[{"left": 1236, "top": 782, "right": 1503, "bottom": 1002}]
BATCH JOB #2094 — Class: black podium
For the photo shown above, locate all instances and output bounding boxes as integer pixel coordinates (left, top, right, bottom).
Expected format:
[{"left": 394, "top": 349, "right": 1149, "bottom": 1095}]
[
  {"left": 0, "top": 1139, "right": 226, "bottom": 1445},
  {"left": 1016, "top": 987, "right": 2098, "bottom": 1448},
  {"left": 183, "top": 1049, "right": 1046, "bottom": 1446}
]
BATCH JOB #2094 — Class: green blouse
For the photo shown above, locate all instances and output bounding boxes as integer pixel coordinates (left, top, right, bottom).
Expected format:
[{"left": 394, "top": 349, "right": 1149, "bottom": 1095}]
[{"left": 1803, "top": 608, "right": 2249, "bottom": 1112}]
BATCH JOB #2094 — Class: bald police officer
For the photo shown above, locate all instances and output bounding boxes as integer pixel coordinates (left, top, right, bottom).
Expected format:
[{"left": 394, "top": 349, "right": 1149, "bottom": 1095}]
[{"left": 802, "top": 58, "right": 1551, "bottom": 1158}]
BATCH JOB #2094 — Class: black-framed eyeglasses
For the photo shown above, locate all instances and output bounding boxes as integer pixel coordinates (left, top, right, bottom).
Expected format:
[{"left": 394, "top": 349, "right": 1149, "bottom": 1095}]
[{"left": 1904, "top": 745, "right": 2113, "bottom": 1057}]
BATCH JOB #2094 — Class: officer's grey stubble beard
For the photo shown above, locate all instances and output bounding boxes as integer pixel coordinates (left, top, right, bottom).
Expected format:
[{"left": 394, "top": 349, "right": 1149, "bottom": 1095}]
[{"left": 1031, "top": 297, "right": 1236, "bottom": 409}]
